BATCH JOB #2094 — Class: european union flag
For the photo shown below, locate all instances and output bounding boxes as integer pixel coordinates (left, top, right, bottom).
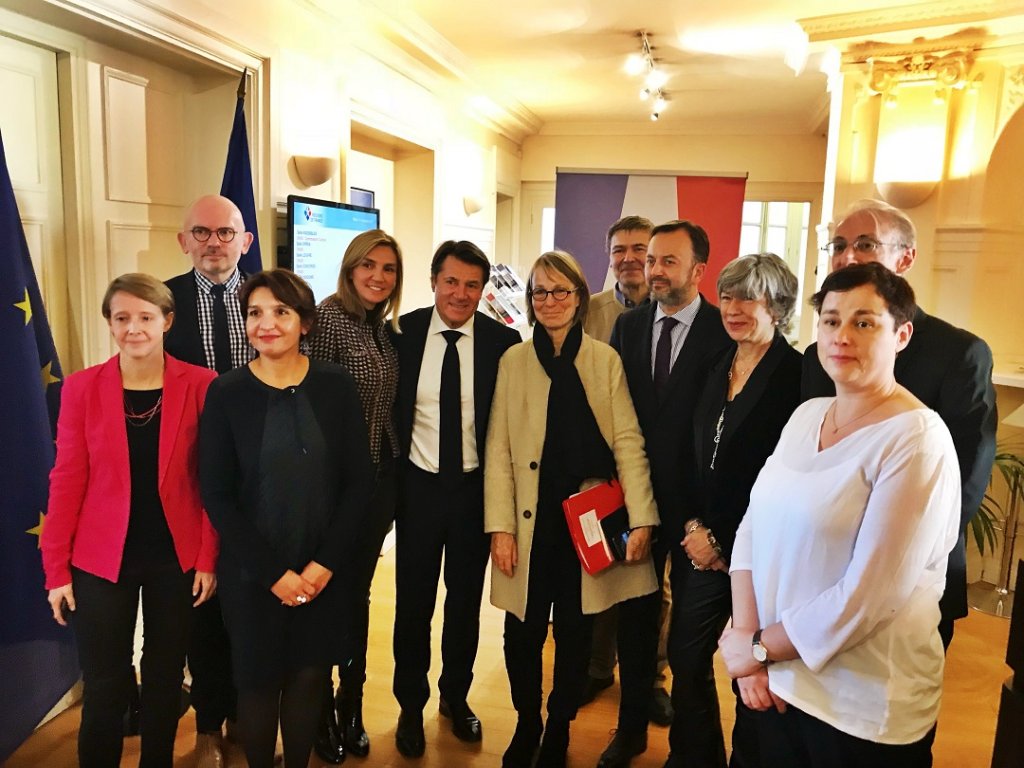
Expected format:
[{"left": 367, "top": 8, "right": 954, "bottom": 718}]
[
  {"left": 0, "top": 128, "right": 80, "bottom": 761},
  {"left": 220, "top": 68, "right": 262, "bottom": 275}
]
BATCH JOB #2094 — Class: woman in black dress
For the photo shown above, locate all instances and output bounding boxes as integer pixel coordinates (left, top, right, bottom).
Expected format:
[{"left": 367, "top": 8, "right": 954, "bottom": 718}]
[
  {"left": 308, "top": 229, "right": 403, "bottom": 762},
  {"left": 199, "top": 269, "right": 372, "bottom": 768}
]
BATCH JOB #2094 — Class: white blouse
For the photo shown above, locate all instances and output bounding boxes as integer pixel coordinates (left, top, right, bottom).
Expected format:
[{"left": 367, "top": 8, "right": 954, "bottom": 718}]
[{"left": 732, "top": 397, "right": 960, "bottom": 744}]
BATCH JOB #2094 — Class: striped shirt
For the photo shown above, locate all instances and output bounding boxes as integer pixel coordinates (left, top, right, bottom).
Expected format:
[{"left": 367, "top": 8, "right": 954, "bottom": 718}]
[{"left": 193, "top": 269, "right": 253, "bottom": 370}]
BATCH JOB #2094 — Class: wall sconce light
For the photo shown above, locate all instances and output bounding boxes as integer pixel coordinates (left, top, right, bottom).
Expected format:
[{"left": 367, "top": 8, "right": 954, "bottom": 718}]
[
  {"left": 291, "top": 155, "right": 337, "bottom": 188},
  {"left": 864, "top": 44, "right": 974, "bottom": 209},
  {"left": 463, "top": 195, "right": 483, "bottom": 216}
]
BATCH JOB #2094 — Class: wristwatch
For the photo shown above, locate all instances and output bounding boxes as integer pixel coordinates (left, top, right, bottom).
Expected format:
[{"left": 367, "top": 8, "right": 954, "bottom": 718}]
[{"left": 751, "top": 628, "right": 771, "bottom": 665}]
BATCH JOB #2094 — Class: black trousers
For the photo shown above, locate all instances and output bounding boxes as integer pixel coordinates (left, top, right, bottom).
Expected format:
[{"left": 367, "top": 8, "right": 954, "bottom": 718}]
[
  {"left": 339, "top": 458, "right": 398, "bottom": 690},
  {"left": 615, "top": 545, "right": 667, "bottom": 733},
  {"left": 504, "top": 535, "right": 593, "bottom": 723},
  {"left": 739, "top": 704, "right": 932, "bottom": 768},
  {"left": 72, "top": 564, "right": 193, "bottom": 768},
  {"left": 392, "top": 464, "right": 489, "bottom": 711},
  {"left": 188, "top": 595, "right": 236, "bottom": 732},
  {"left": 665, "top": 549, "right": 732, "bottom": 767}
]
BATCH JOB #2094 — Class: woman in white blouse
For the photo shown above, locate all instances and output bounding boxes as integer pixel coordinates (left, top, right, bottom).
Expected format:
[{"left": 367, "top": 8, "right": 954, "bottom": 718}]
[{"left": 719, "top": 262, "right": 960, "bottom": 767}]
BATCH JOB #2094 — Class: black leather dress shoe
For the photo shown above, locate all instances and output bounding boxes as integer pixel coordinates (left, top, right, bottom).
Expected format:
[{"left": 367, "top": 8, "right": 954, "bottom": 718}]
[
  {"left": 579, "top": 674, "right": 614, "bottom": 706},
  {"left": 596, "top": 729, "right": 648, "bottom": 768},
  {"left": 395, "top": 710, "right": 425, "bottom": 758},
  {"left": 439, "top": 698, "right": 483, "bottom": 742},
  {"left": 648, "top": 686, "right": 674, "bottom": 727}
]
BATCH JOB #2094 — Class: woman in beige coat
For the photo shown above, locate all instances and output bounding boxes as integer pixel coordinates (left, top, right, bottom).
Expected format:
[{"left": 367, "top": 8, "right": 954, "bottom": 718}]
[{"left": 485, "top": 250, "right": 659, "bottom": 768}]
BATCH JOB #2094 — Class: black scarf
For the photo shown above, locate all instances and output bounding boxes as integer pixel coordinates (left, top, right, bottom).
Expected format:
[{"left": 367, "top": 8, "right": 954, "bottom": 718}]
[{"left": 533, "top": 322, "right": 615, "bottom": 490}]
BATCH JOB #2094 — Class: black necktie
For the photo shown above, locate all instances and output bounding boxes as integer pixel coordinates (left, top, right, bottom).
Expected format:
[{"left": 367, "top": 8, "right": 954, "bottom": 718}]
[
  {"left": 439, "top": 330, "right": 463, "bottom": 485},
  {"left": 654, "top": 316, "right": 679, "bottom": 398},
  {"left": 210, "top": 283, "right": 232, "bottom": 374}
]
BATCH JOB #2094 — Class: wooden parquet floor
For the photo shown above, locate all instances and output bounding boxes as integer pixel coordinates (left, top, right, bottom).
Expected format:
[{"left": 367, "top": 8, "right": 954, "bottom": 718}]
[{"left": 7, "top": 548, "right": 1009, "bottom": 767}]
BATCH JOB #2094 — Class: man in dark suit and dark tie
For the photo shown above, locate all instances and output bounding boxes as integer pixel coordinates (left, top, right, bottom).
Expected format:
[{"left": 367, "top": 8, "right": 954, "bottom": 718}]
[
  {"left": 599, "top": 220, "right": 730, "bottom": 768},
  {"left": 802, "top": 199, "right": 997, "bottom": 655},
  {"left": 390, "top": 240, "right": 520, "bottom": 757},
  {"left": 164, "top": 194, "right": 254, "bottom": 768}
]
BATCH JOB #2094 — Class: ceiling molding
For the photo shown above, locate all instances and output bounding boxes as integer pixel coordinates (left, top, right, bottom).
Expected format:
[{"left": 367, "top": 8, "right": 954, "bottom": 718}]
[
  {"left": 799, "top": 0, "right": 1024, "bottom": 43},
  {"left": 307, "top": 0, "right": 541, "bottom": 143},
  {"left": 38, "top": 0, "right": 267, "bottom": 71},
  {"left": 842, "top": 27, "right": 990, "bottom": 63}
]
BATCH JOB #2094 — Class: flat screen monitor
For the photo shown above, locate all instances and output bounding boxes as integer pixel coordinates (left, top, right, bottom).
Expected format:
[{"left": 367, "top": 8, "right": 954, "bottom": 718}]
[{"left": 285, "top": 195, "right": 380, "bottom": 303}]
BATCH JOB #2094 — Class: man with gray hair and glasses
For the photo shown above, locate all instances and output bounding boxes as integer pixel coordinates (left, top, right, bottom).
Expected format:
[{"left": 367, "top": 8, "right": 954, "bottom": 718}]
[{"left": 802, "top": 198, "right": 996, "bottom": 653}]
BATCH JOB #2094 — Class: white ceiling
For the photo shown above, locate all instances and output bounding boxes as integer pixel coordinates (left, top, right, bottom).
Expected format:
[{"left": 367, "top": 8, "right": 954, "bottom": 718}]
[{"left": 367, "top": 0, "right": 1023, "bottom": 137}]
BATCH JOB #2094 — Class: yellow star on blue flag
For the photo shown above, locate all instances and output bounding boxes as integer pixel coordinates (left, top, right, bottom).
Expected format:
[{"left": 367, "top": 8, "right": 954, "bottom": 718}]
[
  {"left": 25, "top": 512, "right": 44, "bottom": 548},
  {"left": 14, "top": 287, "right": 31, "bottom": 325}
]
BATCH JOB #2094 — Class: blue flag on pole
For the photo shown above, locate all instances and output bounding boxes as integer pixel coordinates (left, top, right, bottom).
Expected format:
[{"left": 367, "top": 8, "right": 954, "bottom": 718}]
[
  {"left": 0, "top": 128, "right": 80, "bottom": 761},
  {"left": 220, "top": 69, "right": 262, "bottom": 274}
]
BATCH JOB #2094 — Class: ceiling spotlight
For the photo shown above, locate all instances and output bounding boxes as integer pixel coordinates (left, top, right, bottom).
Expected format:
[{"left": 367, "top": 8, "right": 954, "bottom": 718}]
[
  {"left": 639, "top": 87, "right": 651, "bottom": 100},
  {"left": 645, "top": 68, "right": 668, "bottom": 90},
  {"left": 650, "top": 112, "right": 660, "bottom": 121},
  {"left": 884, "top": 91, "right": 898, "bottom": 109},
  {"left": 625, "top": 53, "right": 646, "bottom": 76},
  {"left": 653, "top": 94, "right": 667, "bottom": 112}
]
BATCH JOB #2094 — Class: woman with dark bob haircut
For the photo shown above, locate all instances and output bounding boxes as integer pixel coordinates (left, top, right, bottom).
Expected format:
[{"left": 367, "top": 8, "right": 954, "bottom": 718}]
[
  {"left": 199, "top": 268, "right": 373, "bottom": 768},
  {"left": 720, "top": 262, "right": 960, "bottom": 768}
]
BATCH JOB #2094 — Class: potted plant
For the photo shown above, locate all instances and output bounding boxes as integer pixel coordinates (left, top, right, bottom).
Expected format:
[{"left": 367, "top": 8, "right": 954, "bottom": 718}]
[
  {"left": 971, "top": 444, "right": 1024, "bottom": 555},
  {"left": 968, "top": 442, "right": 1024, "bottom": 616}
]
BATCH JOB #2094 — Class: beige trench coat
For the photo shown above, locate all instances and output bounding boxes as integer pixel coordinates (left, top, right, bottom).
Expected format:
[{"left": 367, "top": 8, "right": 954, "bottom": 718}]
[{"left": 484, "top": 332, "right": 659, "bottom": 622}]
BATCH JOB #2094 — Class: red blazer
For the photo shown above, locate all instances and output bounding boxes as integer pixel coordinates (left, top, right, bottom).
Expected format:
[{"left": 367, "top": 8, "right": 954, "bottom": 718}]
[{"left": 42, "top": 354, "right": 218, "bottom": 588}]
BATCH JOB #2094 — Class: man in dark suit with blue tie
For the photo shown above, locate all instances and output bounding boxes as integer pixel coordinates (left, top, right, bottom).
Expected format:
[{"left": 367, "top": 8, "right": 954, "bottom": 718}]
[
  {"left": 164, "top": 194, "right": 254, "bottom": 768},
  {"left": 599, "top": 220, "right": 730, "bottom": 768},
  {"left": 802, "top": 199, "right": 997, "bottom": 654},
  {"left": 390, "top": 241, "right": 520, "bottom": 757}
]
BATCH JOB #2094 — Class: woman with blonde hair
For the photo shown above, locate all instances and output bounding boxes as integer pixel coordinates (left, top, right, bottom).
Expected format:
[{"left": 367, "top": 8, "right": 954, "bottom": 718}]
[
  {"left": 308, "top": 229, "right": 403, "bottom": 762},
  {"left": 486, "top": 250, "right": 659, "bottom": 768},
  {"left": 43, "top": 273, "right": 217, "bottom": 768}
]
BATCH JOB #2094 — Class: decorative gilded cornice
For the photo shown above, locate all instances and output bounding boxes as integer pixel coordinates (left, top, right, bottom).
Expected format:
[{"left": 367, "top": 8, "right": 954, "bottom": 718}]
[{"left": 800, "top": 0, "right": 1023, "bottom": 43}]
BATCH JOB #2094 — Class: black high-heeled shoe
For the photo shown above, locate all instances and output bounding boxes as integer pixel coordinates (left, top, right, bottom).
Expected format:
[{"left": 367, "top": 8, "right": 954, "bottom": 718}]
[
  {"left": 338, "top": 689, "right": 370, "bottom": 757},
  {"left": 535, "top": 717, "right": 570, "bottom": 768},
  {"left": 314, "top": 687, "right": 346, "bottom": 764},
  {"left": 502, "top": 715, "right": 543, "bottom": 768}
]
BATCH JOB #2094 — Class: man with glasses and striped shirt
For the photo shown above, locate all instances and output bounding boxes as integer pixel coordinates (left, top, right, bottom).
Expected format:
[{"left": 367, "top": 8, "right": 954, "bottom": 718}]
[{"left": 164, "top": 194, "right": 256, "bottom": 768}]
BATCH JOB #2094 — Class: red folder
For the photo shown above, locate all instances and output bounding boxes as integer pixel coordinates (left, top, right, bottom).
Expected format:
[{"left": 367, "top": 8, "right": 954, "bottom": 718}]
[{"left": 562, "top": 479, "right": 627, "bottom": 576}]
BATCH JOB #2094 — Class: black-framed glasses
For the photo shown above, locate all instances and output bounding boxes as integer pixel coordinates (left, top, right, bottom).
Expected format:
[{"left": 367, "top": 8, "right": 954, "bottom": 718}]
[
  {"left": 821, "top": 237, "right": 901, "bottom": 257},
  {"left": 190, "top": 226, "right": 237, "bottom": 243},
  {"left": 529, "top": 287, "right": 578, "bottom": 303}
]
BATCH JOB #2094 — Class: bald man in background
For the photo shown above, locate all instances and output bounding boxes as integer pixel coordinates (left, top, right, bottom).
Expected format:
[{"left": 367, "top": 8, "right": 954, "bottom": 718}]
[{"left": 165, "top": 194, "right": 255, "bottom": 768}]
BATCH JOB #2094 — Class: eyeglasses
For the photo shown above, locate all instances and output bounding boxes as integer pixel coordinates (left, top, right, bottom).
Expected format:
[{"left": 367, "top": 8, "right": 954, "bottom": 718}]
[
  {"left": 821, "top": 237, "right": 902, "bottom": 257},
  {"left": 529, "top": 288, "right": 578, "bottom": 303},
  {"left": 190, "top": 226, "right": 238, "bottom": 243}
]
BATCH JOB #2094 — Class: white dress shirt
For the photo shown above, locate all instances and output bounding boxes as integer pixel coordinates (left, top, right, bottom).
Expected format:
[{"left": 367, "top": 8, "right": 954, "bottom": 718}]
[
  {"left": 409, "top": 308, "right": 478, "bottom": 474},
  {"left": 649, "top": 294, "right": 701, "bottom": 377},
  {"left": 732, "top": 398, "right": 960, "bottom": 744}
]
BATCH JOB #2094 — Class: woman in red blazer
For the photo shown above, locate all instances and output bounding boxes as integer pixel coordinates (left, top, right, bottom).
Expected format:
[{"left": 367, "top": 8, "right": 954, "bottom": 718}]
[{"left": 42, "top": 273, "right": 218, "bottom": 768}]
